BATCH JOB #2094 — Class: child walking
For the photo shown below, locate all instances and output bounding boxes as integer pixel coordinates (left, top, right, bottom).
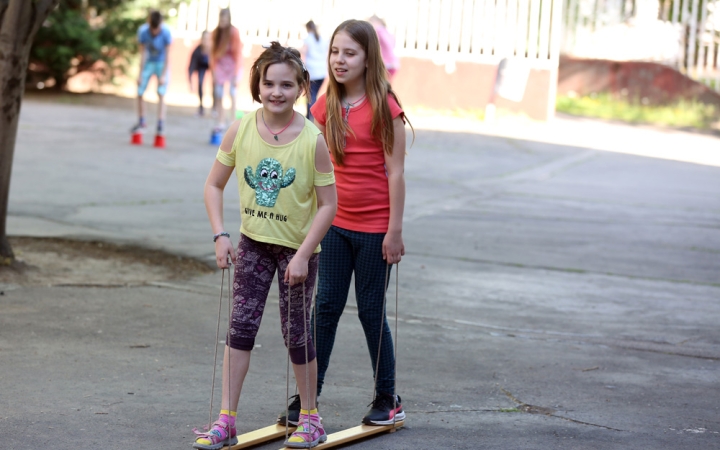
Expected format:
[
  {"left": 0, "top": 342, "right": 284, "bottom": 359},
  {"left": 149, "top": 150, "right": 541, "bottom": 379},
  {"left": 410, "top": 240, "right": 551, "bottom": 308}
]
[
  {"left": 278, "top": 19, "right": 411, "bottom": 427},
  {"left": 301, "top": 20, "right": 328, "bottom": 121},
  {"left": 131, "top": 9, "right": 172, "bottom": 136},
  {"left": 188, "top": 31, "right": 212, "bottom": 116},
  {"left": 210, "top": 8, "right": 243, "bottom": 133},
  {"left": 197, "top": 42, "right": 337, "bottom": 449}
]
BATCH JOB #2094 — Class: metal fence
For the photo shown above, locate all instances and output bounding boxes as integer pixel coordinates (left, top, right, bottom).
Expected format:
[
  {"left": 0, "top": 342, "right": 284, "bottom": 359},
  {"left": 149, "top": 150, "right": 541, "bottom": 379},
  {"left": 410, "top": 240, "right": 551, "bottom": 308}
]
[
  {"left": 175, "top": 0, "right": 719, "bottom": 92},
  {"left": 562, "top": 0, "right": 720, "bottom": 91},
  {"left": 175, "top": 0, "right": 563, "bottom": 70}
]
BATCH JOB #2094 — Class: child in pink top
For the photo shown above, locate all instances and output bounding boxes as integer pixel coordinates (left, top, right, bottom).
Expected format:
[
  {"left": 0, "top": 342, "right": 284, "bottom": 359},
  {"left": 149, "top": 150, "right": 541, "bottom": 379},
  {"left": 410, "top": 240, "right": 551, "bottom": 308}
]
[
  {"left": 369, "top": 15, "right": 400, "bottom": 81},
  {"left": 211, "top": 8, "right": 243, "bottom": 132}
]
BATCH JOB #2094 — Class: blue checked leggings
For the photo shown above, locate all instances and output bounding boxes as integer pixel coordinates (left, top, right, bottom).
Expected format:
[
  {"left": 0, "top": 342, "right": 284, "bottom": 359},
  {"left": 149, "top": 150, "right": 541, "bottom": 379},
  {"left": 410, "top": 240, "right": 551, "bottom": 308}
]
[{"left": 313, "top": 225, "right": 396, "bottom": 396}]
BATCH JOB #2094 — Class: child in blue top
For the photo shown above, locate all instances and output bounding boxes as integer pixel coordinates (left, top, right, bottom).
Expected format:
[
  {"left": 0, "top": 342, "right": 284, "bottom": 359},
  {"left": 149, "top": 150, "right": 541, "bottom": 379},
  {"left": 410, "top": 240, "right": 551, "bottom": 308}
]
[{"left": 132, "top": 10, "right": 172, "bottom": 136}]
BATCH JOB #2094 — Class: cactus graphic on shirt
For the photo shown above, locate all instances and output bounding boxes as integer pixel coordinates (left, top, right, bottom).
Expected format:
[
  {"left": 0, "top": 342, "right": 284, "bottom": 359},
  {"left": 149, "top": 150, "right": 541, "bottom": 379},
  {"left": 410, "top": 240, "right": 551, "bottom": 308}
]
[{"left": 244, "top": 158, "right": 295, "bottom": 207}]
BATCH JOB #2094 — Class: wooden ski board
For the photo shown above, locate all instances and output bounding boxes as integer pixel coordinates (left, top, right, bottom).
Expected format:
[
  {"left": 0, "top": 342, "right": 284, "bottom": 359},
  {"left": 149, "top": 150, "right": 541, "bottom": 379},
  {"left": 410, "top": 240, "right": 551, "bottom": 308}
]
[
  {"left": 277, "top": 421, "right": 404, "bottom": 450},
  {"left": 228, "top": 424, "right": 296, "bottom": 449}
]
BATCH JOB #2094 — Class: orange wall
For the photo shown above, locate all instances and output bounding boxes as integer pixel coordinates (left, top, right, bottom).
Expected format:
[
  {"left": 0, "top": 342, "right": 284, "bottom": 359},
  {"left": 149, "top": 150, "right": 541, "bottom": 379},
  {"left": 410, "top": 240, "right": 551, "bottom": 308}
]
[{"left": 165, "top": 38, "right": 555, "bottom": 120}]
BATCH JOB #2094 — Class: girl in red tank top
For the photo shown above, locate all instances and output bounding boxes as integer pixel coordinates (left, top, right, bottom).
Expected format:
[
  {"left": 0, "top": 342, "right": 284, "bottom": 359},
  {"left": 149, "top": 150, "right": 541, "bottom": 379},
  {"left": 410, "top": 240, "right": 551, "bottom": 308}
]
[{"left": 306, "top": 19, "right": 415, "bottom": 427}]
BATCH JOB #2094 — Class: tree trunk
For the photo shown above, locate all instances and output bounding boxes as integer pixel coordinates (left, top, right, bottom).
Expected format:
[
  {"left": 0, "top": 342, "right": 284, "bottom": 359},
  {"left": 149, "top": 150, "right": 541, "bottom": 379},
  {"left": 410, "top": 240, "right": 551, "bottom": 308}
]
[{"left": 0, "top": 0, "right": 58, "bottom": 264}]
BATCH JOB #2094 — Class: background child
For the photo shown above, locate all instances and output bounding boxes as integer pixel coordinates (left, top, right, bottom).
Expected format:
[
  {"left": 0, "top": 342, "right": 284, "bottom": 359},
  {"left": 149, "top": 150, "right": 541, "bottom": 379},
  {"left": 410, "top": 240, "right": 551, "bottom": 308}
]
[
  {"left": 279, "top": 19, "right": 412, "bottom": 428},
  {"left": 188, "top": 31, "right": 212, "bottom": 116},
  {"left": 301, "top": 20, "right": 329, "bottom": 121},
  {"left": 369, "top": 15, "right": 400, "bottom": 82},
  {"left": 132, "top": 10, "right": 172, "bottom": 136},
  {"left": 198, "top": 41, "right": 337, "bottom": 449},
  {"left": 210, "top": 8, "right": 243, "bottom": 133}
]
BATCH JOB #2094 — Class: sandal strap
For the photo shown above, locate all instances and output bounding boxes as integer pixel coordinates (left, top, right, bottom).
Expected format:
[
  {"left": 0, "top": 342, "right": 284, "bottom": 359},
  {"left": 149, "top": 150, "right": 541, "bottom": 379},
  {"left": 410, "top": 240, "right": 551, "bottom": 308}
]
[{"left": 193, "top": 419, "right": 230, "bottom": 438}]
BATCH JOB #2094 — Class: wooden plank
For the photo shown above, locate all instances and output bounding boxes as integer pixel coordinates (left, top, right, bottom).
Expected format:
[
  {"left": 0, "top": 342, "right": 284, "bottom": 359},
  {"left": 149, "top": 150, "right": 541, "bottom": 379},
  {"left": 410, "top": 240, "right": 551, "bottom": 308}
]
[
  {"left": 228, "top": 424, "right": 295, "bottom": 450},
  {"left": 277, "top": 421, "right": 404, "bottom": 450}
]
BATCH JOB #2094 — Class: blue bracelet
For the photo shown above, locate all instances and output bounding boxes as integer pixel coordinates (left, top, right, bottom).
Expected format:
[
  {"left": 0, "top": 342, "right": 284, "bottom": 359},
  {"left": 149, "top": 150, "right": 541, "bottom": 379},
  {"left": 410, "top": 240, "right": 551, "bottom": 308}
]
[{"left": 213, "top": 231, "right": 230, "bottom": 242}]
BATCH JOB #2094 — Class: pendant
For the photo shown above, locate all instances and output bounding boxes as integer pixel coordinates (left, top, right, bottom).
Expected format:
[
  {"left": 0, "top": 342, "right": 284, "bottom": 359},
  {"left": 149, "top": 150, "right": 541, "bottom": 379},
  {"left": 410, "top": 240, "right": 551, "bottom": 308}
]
[{"left": 274, "top": 135, "right": 279, "bottom": 141}]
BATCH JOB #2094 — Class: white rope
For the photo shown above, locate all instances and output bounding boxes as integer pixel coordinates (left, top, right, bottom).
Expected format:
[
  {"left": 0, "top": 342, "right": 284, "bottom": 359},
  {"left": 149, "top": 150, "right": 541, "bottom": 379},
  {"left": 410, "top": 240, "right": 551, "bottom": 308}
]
[
  {"left": 284, "top": 272, "right": 317, "bottom": 444},
  {"left": 302, "top": 279, "right": 318, "bottom": 438},
  {"left": 371, "top": 264, "right": 391, "bottom": 400},
  {"left": 205, "top": 261, "right": 233, "bottom": 439},
  {"left": 226, "top": 263, "right": 233, "bottom": 431},
  {"left": 284, "top": 279, "right": 292, "bottom": 442},
  {"left": 393, "top": 263, "right": 400, "bottom": 427},
  {"left": 207, "top": 268, "right": 226, "bottom": 430},
  {"left": 372, "top": 262, "right": 402, "bottom": 428}
]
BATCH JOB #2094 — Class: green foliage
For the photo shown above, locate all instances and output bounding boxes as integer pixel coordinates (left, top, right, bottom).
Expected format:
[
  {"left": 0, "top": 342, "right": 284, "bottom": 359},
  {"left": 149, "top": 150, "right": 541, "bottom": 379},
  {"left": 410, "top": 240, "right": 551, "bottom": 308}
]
[
  {"left": 29, "top": 0, "right": 180, "bottom": 89},
  {"left": 499, "top": 407, "right": 521, "bottom": 413},
  {"left": 556, "top": 93, "right": 720, "bottom": 129}
]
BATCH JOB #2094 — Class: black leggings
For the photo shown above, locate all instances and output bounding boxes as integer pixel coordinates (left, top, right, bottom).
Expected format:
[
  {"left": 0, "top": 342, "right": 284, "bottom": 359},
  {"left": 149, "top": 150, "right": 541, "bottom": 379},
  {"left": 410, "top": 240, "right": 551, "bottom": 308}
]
[{"left": 197, "top": 68, "right": 207, "bottom": 106}]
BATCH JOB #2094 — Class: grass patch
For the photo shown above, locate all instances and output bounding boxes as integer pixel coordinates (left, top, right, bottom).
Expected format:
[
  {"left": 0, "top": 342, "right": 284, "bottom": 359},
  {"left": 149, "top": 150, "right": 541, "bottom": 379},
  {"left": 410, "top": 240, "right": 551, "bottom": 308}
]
[
  {"left": 556, "top": 93, "right": 719, "bottom": 129},
  {"left": 499, "top": 407, "right": 521, "bottom": 413}
]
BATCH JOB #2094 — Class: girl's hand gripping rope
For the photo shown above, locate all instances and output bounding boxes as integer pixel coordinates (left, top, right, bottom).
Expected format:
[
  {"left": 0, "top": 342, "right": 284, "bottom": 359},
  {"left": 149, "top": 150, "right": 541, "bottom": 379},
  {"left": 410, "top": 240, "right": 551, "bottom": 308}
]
[
  {"left": 382, "top": 229, "right": 405, "bottom": 265},
  {"left": 214, "top": 235, "right": 236, "bottom": 269},
  {"left": 285, "top": 253, "right": 309, "bottom": 286}
]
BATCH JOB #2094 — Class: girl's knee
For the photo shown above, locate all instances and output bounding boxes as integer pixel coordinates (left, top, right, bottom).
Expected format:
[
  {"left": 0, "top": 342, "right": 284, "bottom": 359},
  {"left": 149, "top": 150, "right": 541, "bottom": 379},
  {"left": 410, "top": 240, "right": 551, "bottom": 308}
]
[
  {"left": 314, "top": 299, "right": 345, "bottom": 320},
  {"left": 288, "top": 344, "right": 317, "bottom": 364},
  {"left": 227, "top": 334, "right": 255, "bottom": 351},
  {"left": 357, "top": 309, "right": 386, "bottom": 329},
  {"left": 214, "top": 84, "right": 224, "bottom": 99}
]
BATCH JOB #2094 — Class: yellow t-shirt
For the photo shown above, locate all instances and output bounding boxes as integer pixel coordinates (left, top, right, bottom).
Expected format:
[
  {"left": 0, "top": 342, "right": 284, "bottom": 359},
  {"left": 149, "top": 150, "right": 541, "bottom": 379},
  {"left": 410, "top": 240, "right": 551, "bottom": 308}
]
[{"left": 216, "top": 110, "right": 335, "bottom": 253}]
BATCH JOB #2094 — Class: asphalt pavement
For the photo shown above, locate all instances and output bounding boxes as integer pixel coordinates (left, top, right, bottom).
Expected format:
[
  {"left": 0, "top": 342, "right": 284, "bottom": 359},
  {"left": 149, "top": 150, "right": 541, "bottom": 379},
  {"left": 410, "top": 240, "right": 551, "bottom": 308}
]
[{"left": 1, "top": 97, "right": 719, "bottom": 449}]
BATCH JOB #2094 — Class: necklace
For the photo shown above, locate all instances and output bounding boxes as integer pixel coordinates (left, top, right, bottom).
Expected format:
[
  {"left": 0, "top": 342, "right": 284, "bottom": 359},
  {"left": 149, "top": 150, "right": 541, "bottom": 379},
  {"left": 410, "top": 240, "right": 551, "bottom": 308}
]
[
  {"left": 261, "top": 110, "right": 295, "bottom": 141},
  {"left": 342, "top": 94, "right": 366, "bottom": 123},
  {"left": 341, "top": 94, "right": 366, "bottom": 149}
]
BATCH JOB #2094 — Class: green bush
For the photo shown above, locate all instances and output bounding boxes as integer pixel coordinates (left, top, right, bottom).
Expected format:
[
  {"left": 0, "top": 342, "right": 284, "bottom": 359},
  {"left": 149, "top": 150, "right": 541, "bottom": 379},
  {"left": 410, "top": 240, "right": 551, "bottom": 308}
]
[
  {"left": 556, "top": 93, "right": 719, "bottom": 129},
  {"left": 29, "top": 0, "right": 179, "bottom": 89}
]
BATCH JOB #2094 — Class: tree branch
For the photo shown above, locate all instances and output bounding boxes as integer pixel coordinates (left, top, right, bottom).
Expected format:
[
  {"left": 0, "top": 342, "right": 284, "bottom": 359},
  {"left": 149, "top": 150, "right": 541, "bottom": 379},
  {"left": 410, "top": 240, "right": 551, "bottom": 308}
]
[
  {"left": 0, "top": 2, "right": 9, "bottom": 33},
  {"left": 29, "top": 0, "right": 59, "bottom": 39}
]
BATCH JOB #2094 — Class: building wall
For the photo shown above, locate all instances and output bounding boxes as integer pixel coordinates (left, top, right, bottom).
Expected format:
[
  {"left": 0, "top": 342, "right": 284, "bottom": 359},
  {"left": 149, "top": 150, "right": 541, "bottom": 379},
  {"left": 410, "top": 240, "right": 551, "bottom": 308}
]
[{"left": 169, "top": 38, "right": 555, "bottom": 120}]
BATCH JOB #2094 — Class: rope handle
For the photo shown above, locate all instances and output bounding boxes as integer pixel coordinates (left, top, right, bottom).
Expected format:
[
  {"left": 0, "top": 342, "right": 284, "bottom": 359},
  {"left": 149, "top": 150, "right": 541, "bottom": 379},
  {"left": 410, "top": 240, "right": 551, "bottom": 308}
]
[
  {"left": 285, "top": 276, "right": 319, "bottom": 442},
  {"left": 372, "top": 262, "right": 401, "bottom": 428},
  {"left": 206, "top": 261, "right": 233, "bottom": 433}
]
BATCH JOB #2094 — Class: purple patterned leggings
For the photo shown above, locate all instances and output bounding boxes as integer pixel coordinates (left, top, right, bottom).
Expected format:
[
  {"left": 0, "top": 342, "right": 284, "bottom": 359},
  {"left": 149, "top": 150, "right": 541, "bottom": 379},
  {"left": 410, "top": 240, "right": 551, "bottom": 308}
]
[{"left": 228, "top": 234, "right": 318, "bottom": 364}]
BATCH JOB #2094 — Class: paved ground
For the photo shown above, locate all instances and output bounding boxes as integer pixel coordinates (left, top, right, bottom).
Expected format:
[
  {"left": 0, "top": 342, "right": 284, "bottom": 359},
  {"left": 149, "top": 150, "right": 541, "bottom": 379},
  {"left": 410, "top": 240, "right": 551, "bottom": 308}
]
[{"left": 1, "top": 96, "right": 719, "bottom": 449}]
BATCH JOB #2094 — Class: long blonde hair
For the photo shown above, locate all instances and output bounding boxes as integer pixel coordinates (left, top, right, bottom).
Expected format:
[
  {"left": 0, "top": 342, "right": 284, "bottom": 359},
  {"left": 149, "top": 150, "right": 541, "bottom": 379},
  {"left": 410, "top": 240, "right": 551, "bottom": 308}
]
[
  {"left": 324, "top": 19, "right": 412, "bottom": 166},
  {"left": 212, "top": 8, "right": 232, "bottom": 60}
]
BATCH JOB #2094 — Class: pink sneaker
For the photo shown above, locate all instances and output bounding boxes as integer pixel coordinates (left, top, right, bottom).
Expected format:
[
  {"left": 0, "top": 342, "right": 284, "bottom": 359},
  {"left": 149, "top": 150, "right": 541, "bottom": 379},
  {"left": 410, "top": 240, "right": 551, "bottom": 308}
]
[{"left": 192, "top": 418, "right": 238, "bottom": 450}]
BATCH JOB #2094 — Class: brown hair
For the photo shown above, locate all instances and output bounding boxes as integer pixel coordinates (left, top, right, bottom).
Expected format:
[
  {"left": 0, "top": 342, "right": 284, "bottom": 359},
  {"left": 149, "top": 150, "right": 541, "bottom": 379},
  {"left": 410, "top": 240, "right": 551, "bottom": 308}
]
[
  {"left": 149, "top": 10, "right": 162, "bottom": 29},
  {"left": 249, "top": 41, "right": 310, "bottom": 103},
  {"left": 212, "top": 8, "right": 232, "bottom": 60},
  {"left": 306, "top": 20, "right": 319, "bottom": 42},
  {"left": 324, "top": 19, "right": 412, "bottom": 166}
]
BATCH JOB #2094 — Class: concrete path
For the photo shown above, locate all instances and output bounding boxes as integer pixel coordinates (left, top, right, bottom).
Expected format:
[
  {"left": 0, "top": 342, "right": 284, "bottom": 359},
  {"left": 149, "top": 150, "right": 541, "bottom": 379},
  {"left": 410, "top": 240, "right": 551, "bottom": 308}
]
[{"left": 1, "top": 98, "right": 719, "bottom": 449}]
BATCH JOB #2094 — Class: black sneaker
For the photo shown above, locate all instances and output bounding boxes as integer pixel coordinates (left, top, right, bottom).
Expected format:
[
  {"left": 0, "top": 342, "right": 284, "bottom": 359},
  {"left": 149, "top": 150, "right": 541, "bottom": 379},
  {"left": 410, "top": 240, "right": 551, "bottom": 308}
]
[
  {"left": 277, "top": 394, "right": 301, "bottom": 426},
  {"left": 362, "top": 393, "right": 406, "bottom": 425}
]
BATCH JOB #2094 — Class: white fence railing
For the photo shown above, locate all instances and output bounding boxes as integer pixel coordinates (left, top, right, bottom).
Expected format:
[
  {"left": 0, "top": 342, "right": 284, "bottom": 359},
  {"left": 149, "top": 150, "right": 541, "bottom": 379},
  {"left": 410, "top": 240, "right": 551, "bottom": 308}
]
[
  {"left": 175, "top": 0, "right": 720, "bottom": 92},
  {"left": 175, "top": 0, "right": 563, "bottom": 70},
  {"left": 562, "top": 0, "right": 720, "bottom": 91}
]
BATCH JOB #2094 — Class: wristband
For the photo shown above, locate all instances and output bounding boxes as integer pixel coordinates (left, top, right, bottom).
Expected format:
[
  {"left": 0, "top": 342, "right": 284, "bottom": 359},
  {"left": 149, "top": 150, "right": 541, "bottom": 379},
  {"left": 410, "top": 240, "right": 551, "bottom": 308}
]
[{"left": 213, "top": 231, "right": 230, "bottom": 242}]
